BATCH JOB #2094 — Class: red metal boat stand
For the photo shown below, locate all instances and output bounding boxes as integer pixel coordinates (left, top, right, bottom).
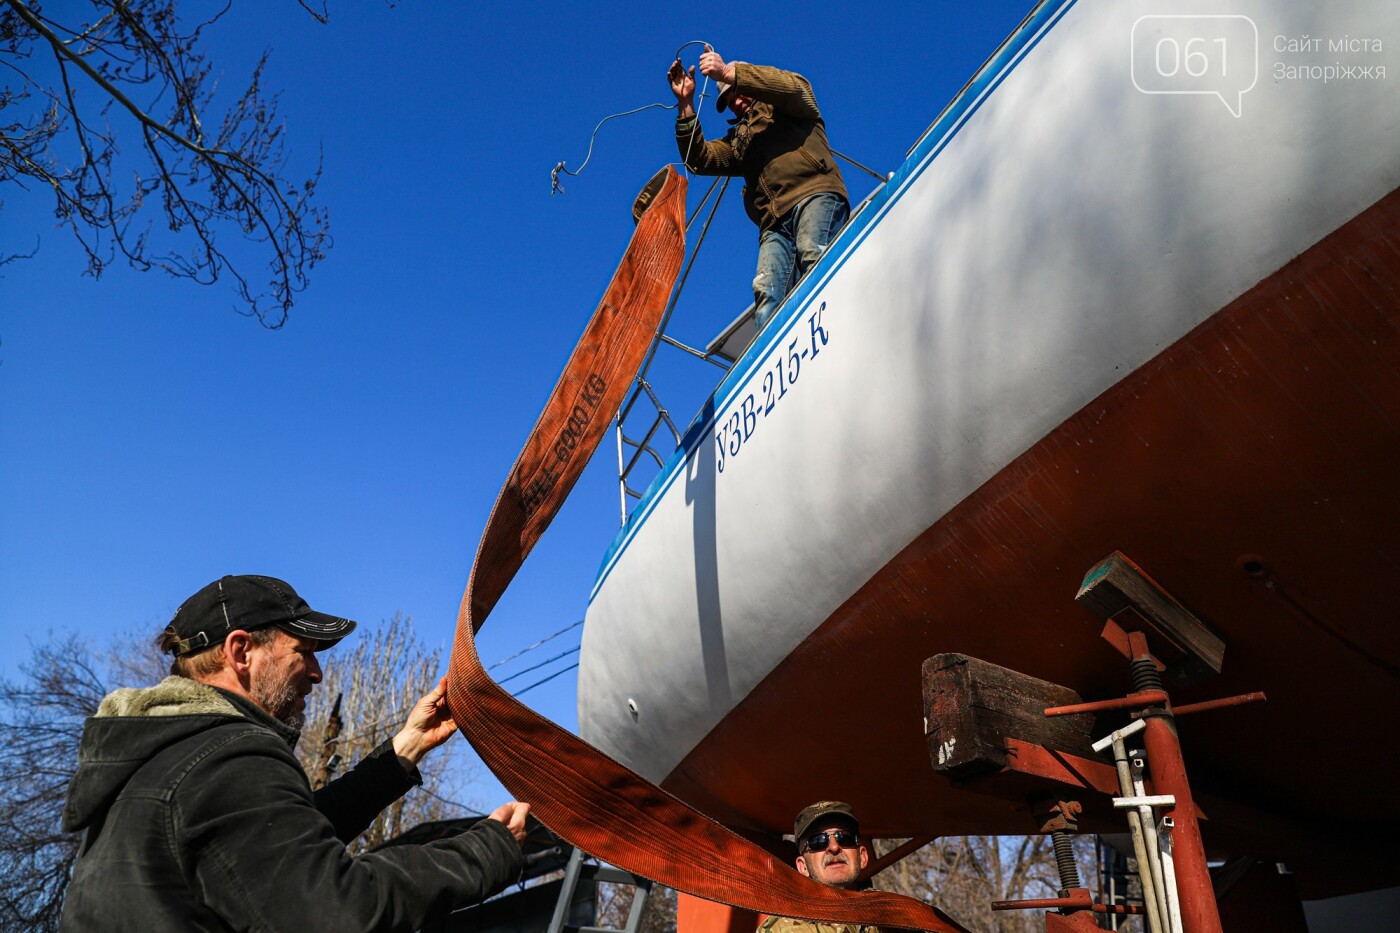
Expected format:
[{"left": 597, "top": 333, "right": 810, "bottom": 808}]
[{"left": 973, "top": 553, "right": 1266, "bottom": 933}]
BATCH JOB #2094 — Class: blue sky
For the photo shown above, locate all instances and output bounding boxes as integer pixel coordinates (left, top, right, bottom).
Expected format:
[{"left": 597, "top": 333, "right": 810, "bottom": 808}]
[{"left": 1, "top": 0, "right": 1036, "bottom": 803}]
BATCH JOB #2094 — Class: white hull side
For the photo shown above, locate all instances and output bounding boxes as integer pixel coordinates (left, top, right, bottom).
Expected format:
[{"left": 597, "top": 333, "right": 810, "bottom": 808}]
[{"left": 580, "top": 0, "right": 1400, "bottom": 781}]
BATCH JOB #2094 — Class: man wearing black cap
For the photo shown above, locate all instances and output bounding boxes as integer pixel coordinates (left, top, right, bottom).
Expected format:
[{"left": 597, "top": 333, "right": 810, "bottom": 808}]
[
  {"left": 60, "top": 574, "right": 529, "bottom": 932},
  {"left": 760, "top": 801, "right": 878, "bottom": 933},
  {"left": 668, "top": 48, "right": 849, "bottom": 332}
]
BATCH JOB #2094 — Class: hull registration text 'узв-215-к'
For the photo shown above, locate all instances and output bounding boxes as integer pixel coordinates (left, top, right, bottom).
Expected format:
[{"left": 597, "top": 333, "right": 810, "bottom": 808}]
[{"left": 715, "top": 302, "right": 829, "bottom": 474}]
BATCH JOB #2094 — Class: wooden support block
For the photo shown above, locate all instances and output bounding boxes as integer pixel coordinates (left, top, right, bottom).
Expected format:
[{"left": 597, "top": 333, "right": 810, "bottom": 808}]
[
  {"left": 1077, "top": 552, "right": 1225, "bottom": 680},
  {"left": 923, "top": 654, "right": 1099, "bottom": 780}
]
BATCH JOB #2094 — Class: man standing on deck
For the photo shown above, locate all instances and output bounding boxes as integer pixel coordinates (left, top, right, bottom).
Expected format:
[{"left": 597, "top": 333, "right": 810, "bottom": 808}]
[
  {"left": 761, "top": 800, "right": 878, "bottom": 933},
  {"left": 668, "top": 49, "right": 849, "bottom": 332},
  {"left": 60, "top": 574, "right": 529, "bottom": 931}
]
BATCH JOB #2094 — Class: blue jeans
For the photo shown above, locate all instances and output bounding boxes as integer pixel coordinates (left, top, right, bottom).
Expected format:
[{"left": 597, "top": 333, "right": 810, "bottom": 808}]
[{"left": 752, "top": 192, "right": 850, "bottom": 330}]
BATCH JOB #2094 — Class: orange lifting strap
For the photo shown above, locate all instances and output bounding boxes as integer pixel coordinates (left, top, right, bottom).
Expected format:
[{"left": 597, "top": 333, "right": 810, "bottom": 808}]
[{"left": 444, "top": 166, "right": 963, "bottom": 933}]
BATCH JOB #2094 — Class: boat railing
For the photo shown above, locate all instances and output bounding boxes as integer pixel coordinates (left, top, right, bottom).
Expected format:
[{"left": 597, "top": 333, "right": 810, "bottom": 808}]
[
  {"left": 905, "top": 0, "right": 1051, "bottom": 160},
  {"left": 610, "top": 0, "right": 1054, "bottom": 524},
  {"left": 612, "top": 173, "right": 889, "bottom": 525},
  {"left": 613, "top": 315, "right": 736, "bottom": 524}
]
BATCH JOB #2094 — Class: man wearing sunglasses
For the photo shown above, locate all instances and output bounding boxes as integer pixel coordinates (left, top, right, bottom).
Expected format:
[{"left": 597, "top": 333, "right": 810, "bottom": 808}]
[{"left": 759, "top": 800, "right": 877, "bottom": 933}]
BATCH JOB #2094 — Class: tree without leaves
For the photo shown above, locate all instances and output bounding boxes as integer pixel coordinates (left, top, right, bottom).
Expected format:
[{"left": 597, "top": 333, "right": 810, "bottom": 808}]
[
  {"left": 0, "top": 615, "right": 474, "bottom": 931},
  {"left": 585, "top": 834, "right": 1100, "bottom": 933},
  {"left": 595, "top": 880, "right": 678, "bottom": 933},
  {"left": 872, "top": 834, "right": 1112, "bottom": 933},
  {"left": 576, "top": 833, "right": 1107, "bottom": 933},
  {"left": 0, "top": 638, "right": 108, "bottom": 933},
  {"left": 298, "top": 612, "right": 479, "bottom": 854},
  {"left": 0, "top": 0, "right": 330, "bottom": 327}
]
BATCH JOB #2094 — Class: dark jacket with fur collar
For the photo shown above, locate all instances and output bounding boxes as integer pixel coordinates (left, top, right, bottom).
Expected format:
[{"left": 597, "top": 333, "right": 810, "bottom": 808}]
[{"left": 60, "top": 676, "right": 520, "bottom": 931}]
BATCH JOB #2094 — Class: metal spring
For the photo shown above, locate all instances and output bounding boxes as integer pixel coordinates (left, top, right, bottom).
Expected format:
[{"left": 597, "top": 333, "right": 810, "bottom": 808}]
[
  {"left": 1052, "top": 831, "right": 1081, "bottom": 889},
  {"left": 1131, "top": 656, "right": 1164, "bottom": 693}
]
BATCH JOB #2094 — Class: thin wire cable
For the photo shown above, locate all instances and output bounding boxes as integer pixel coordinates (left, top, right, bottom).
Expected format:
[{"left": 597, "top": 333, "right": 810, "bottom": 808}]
[
  {"left": 496, "top": 645, "right": 581, "bottom": 686},
  {"left": 322, "top": 620, "right": 588, "bottom": 746},
  {"left": 678, "top": 77, "right": 713, "bottom": 171},
  {"left": 831, "top": 148, "right": 888, "bottom": 182},
  {"left": 318, "top": 698, "right": 410, "bottom": 746},
  {"left": 551, "top": 102, "right": 678, "bottom": 194},
  {"left": 548, "top": 41, "right": 717, "bottom": 193},
  {"left": 486, "top": 619, "right": 583, "bottom": 670},
  {"left": 317, "top": 706, "right": 404, "bottom": 749},
  {"left": 673, "top": 40, "right": 713, "bottom": 59},
  {"left": 686, "top": 176, "right": 721, "bottom": 229},
  {"left": 415, "top": 783, "right": 478, "bottom": 815},
  {"left": 511, "top": 661, "right": 580, "bottom": 698},
  {"left": 673, "top": 40, "right": 716, "bottom": 172}
]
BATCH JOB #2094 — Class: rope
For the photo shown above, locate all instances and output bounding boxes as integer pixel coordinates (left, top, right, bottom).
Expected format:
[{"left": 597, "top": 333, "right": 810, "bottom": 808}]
[{"left": 442, "top": 165, "right": 966, "bottom": 932}]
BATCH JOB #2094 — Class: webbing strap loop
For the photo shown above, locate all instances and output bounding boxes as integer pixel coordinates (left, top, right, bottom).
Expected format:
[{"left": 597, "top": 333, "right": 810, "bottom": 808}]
[{"left": 444, "top": 165, "right": 965, "bottom": 932}]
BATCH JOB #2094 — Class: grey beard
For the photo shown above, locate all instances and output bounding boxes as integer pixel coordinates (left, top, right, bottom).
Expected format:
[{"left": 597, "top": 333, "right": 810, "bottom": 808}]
[{"left": 253, "top": 672, "right": 305, "bottom": 730}]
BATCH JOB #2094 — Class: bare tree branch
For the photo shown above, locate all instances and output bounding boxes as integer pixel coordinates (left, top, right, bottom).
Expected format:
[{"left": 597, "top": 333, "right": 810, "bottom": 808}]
[
  {"left": 0, "top": 0, "right": 330, "bottom": 327},
  {"left": 296, "top": 613, "right": 480, "bottom": 854},
  {"left": 596, "top": 879, "right": 676, "bottom": 933},
  {"left": 872, "top": 833, "right": 1109, "bottom": 933},
  {"left": 0, "top": 636, "right": 110, "bottom": 932}
]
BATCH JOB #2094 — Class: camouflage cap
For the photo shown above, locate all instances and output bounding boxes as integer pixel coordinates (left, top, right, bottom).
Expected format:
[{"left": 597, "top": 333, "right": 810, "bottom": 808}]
[{"left": 793, "top": 801, "right": 859, "bottom": 841}]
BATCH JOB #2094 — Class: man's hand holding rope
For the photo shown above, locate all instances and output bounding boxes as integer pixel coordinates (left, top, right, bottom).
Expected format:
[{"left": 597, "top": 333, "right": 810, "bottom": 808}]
[
  {"left": 697, "top": 49, "right": 736, "bottom": 86},
  {"left": 668, "top": 59, "right": 697, "bottom": 118}
]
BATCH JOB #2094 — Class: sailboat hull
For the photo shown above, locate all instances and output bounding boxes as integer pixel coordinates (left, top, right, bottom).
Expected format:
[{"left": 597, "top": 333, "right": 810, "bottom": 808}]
[{"left": 579, "top": 0, "right": 1400, "bottom": 898}]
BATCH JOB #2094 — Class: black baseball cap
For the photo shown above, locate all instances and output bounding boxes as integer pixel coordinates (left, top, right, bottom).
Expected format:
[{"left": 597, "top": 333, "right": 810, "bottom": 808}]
[
  {"left": 794, "top": 801, "right": 860, "bottom": 842},
  {"left": 164, "top": 575, "right": 357, "bottom": 657}
]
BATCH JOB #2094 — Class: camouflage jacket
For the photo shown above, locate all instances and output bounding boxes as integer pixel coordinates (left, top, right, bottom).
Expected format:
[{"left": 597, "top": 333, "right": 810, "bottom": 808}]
[{"left": 759, "top": 914, "right": 882, "bottom": 933}]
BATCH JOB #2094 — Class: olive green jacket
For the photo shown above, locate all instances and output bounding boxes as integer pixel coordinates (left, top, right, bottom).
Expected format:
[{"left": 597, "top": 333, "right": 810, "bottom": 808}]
[{"left": 676, "top": 62, "right": 848, "bottom": 231}]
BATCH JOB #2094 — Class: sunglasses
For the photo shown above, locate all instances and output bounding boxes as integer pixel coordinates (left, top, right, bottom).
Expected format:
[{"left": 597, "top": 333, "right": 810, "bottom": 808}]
[{"left": 801, "top": 829, "right": 859, "bottom": 853}]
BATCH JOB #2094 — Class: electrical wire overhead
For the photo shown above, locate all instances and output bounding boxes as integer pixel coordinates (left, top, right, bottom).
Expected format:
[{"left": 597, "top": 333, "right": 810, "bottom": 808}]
[
  {"left": 511, "top": 662, "right": 580, "bottom": 698},
  {"left": 487, "top": 619, "right": 583, "bottom": 670},
  {"left": 497, "top": 645, "right": 582, "bottom": 686}
]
